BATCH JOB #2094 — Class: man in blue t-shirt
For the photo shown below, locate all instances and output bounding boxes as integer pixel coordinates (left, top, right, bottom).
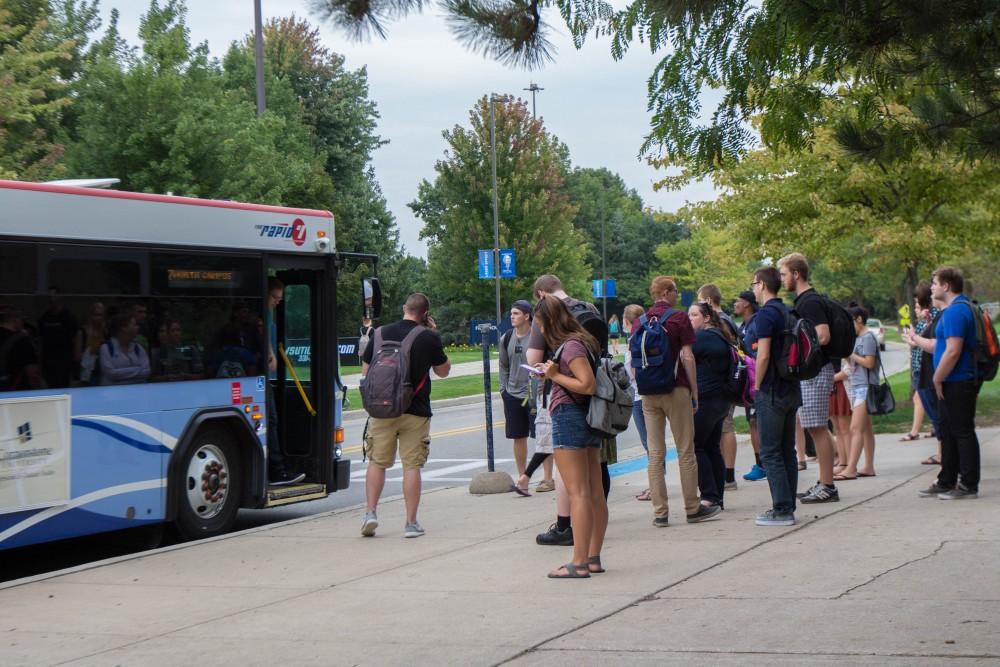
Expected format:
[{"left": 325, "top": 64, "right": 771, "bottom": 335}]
[
  {"left": 744, "top": 267, "right": 802, "bottom": 526},
  {"left": 918, "top": 267, "right": 981, "bottom": 499}
]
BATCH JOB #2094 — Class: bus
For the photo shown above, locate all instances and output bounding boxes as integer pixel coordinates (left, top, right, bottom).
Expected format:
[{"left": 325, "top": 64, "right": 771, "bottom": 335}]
[{"left": 0, "top": 180, "right": 379, "bottom": 550}]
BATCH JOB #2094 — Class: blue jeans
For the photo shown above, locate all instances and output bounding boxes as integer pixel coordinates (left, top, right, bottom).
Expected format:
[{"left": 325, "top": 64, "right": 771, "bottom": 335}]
[
  {"left": 755, "top": 386, "right": 802, "bottom": 515},
  {"left": 632, "top": 399, "right": 648, "bottom": 451},
  {"left": 916, "top": 386, "right": 940, "bottom": 432},
  {"left": 694, "top": 396, "right": 729, "bottom": 505}
]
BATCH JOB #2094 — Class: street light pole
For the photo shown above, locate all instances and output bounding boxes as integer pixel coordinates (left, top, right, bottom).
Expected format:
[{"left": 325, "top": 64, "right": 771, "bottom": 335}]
[
  {"left": 490, "top": 94, "right": 501, "bottom": 331},
  {"left": 601, "top": 213, "right": 607, "bottom": 321},
  {"left": 254, "top": 0, "right": 266, "bottom": 117},
  {"left": 523, "top": 82, "right": 544, "bottom": 118}
]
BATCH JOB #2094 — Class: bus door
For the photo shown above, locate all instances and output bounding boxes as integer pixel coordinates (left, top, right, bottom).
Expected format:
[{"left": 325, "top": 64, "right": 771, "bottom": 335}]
[{"left": 270, "top": 263, "right": 334, "bottom": 498}]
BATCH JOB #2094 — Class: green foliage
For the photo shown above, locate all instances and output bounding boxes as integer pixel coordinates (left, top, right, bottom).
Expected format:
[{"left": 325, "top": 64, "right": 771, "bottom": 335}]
[
  {"left": 0, "top": 0, "right": 74, "bottom": 180},
  {"left": 652, "top": 214, "right": 754, "bottom": 304},
  {"left": 564, "top": 167, "right": 684, "bottom": 308},
  {"left": 411, "top": 95, "right": 591, "bottom": 326}
]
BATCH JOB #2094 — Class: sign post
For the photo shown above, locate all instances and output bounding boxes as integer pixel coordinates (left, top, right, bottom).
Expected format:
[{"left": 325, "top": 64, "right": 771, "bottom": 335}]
[{"left": 468, "top": 322, "right": 514, "bottom": 494}]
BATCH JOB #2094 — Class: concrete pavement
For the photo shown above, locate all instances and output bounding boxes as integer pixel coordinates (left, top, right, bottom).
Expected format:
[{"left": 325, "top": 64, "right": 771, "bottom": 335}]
[{"left": 3, "top": 424, "right": 999, "bottom": 665}]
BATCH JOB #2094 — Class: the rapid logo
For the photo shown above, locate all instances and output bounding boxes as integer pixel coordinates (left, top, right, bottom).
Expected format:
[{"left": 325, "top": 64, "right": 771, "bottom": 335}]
[{"left": 255, "top": 218, "right": 307, "bottom": 247}]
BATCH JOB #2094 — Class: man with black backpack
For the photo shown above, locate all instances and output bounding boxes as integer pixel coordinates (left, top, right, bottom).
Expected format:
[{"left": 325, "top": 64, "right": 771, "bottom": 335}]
[
  {"left": 359, "top": 293, "right": 451, "bottom": 537},
  {"left": 779, "top": 253, "right": 854, "bottom": 504},
  {"left": 746, "top": 267, "right": 803, "bottom": 526}
]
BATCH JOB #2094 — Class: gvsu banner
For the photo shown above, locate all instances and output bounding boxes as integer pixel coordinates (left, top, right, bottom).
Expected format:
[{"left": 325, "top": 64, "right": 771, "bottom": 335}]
[{"left": 286, "top": 337, "right": 362, "bottom": 367}]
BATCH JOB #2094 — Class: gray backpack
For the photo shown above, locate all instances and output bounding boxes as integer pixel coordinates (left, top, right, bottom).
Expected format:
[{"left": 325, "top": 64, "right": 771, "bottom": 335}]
[
  {"left": 360, "top": 325, "right": 427, "bottom": 419},
  {"left": 550, "top": 343, "right": 634, "bottom": 437}
]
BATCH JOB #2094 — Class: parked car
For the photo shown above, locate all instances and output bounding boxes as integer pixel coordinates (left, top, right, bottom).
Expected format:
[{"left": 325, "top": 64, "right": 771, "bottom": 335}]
[{"left": 867, "top": 318, "right": 886, "bottom": 350}]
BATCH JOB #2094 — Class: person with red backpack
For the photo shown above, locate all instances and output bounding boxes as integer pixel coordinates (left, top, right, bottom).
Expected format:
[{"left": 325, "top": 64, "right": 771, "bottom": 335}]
[
  {"left": 746, "top": 267, "right": 803, "bottom": 526},
  {"left": 915, "top": 267, "right": 985, "bottom": 499},
  {"left": 637, "top": 276, "right": 720, "bottom": 526},
  {"left": 359, "top": 293, "right": 451, "bottom": 537}
]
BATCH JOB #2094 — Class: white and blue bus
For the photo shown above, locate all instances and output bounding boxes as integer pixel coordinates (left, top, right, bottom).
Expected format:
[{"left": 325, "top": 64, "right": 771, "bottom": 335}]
[{"left": 0, "top": 180, "right": 377, "bottom": 549}]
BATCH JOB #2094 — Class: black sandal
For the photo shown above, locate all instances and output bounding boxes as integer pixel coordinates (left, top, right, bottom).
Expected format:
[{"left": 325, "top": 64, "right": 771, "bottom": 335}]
[
  {"left": 587, "top": 555, "right": 605, "bottom": 574},
  {"left": 548, "top": 562, "right": 591, "bottom": 579}
]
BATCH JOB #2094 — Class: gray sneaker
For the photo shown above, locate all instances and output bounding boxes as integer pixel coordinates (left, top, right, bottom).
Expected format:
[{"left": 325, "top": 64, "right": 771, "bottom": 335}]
[
  {"left": 361, "top": 511, "right": 378, "bottom": 537},
  {"left": 725, "top": 480, "right": 738, "bottom": 491},
  {"left": 801, "top": 484, "right": 839, "bottom": 504},
  {"left": 404, "top": 521, "right": 425, "bottom": 538},
  {"left": 686, "top": 504, "right": 722, "bottom": 523},
  {"left": 755, "top": 509, "right": 795, "bottom": 526},
  {"left": 938, "top": 484, "right": 978, "bottom": 500},
  {"left": 652, "top": 516, "right": 670, "bottom": 528},
  {"left": 918, "top": 482, "right": 954, "bottom": 497}
]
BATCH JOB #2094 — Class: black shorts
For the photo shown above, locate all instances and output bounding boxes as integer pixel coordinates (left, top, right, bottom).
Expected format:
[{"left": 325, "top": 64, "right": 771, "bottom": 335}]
[{"left": 501, "top": 391, "right": 534, "bottom": 439}]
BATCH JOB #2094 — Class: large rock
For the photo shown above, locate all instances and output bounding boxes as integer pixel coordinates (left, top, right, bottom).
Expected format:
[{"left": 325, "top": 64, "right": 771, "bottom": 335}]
[{"left": 468, "top": 470, "right": 514, "bottom": 495}]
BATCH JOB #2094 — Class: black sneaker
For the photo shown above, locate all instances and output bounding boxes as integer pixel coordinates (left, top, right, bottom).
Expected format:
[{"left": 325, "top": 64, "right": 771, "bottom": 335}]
[
  {"left": 918, "top": 482, "right": 954, "bottom": 497},
  {"left": 536, "top": 523, "right": 573, "bottom": 546},
  {"left": 801, "top": 483, "right": 839, "bottom": 504},
  {"left": 796, "top": 481, "right": 820, "bottom": 499},
  {"left": 686, "top": 504, "right": 722, "bottom": 523},
  {"left": 652, "top": 516, "right": 670, "bottom": 528}
]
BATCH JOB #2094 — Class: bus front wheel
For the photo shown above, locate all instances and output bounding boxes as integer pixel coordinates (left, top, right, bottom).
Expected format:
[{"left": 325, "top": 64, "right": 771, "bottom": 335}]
[{"left": 174, "top": 429, "right": 242, "bottom": 541}]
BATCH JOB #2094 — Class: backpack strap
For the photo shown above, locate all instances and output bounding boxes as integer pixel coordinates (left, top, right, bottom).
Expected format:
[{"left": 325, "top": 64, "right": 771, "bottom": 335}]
[{"left": 399, "top": 324, "right": 429, "bottom": 392}]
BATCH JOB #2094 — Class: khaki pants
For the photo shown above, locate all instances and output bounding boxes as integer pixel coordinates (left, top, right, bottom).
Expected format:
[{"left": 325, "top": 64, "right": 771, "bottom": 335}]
[{"left": 643, "top": 388, "right": 699, "bottom": 517}]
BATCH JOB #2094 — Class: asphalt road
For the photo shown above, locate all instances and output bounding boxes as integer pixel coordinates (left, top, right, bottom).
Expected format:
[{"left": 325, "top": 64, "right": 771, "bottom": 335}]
[{"left": 0, "top": 343, "right": 910, "bottom": 581}]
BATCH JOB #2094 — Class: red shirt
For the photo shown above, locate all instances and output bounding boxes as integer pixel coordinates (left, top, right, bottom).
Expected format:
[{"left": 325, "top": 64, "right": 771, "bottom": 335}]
[{"left": 644, "top": 301, "right": 696, "bottom": 391}]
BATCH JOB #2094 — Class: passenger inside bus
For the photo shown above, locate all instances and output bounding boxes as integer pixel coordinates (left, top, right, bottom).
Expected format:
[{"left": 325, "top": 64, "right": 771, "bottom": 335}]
[
  {"left": 0, "top": 306, "right": 45, "bottom": 391},
  {"left": 152, "top": 318, "right": 204, "bottom": 381},
  {"left": 37, "top": 287, "right": 79, "bottom": 389},
  {"left": 99, "top": 312, "right": 150, "bottom": 385}
]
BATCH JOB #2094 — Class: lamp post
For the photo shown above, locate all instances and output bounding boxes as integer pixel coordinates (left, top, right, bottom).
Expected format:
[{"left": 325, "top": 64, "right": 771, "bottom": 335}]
[
  {"left": 523, "top": 82, "right": 544, "bottom": 118},
  {"left": 254, "top": 0, "right": 265, "bottom": 117},
  {"left": 490, "top": 94, "right": 501, "bottom": 329}
]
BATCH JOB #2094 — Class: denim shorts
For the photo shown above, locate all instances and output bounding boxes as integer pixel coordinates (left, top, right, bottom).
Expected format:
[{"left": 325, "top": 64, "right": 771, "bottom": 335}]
[
  {"left": 850, "top": 384, "right": 868, "bottom": 409},
  {"left": 550, "top": 402, "right": 601, "bottom": 450}
]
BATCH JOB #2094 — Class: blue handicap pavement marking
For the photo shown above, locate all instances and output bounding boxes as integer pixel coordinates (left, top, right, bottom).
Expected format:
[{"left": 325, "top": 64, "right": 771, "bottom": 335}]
[{"left": 608, "top": 448, "right": 678, "bottom": 478}]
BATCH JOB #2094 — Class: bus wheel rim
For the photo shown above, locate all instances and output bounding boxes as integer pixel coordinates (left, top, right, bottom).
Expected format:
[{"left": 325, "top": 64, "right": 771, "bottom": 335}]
[{"left": 186, "top": 443, "right": 230, "bottom": 521}]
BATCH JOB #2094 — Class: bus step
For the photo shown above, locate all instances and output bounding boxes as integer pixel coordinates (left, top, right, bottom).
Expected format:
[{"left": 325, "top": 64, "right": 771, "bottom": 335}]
[{"left": 266, "top": 482, "right": 327, "bottom": 507}]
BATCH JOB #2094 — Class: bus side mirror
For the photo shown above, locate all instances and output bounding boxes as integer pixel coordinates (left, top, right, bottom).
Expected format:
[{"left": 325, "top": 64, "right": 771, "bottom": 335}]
[{"left": 363, "top": 277, "right": 382, "bottom": 320}]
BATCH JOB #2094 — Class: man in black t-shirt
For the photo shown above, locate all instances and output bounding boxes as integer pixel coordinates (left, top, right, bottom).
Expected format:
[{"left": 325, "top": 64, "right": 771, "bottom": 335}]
[
  {"left": 359, "top": 293, "right": 450, "bottom": 538},
  {"left": 779, "top": 253, "right": 838, "bottom": 504}
]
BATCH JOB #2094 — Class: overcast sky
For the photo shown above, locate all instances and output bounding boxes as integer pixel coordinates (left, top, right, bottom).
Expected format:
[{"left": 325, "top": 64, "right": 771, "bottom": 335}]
[{"left": 101, "top": 1, "right": 718, "bottom": 257}]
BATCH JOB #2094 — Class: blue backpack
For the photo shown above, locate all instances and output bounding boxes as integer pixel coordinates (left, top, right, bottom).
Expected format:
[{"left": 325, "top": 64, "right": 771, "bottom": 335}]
[{"left": 629, "top": 311, "right": 679, "bottom": 395}]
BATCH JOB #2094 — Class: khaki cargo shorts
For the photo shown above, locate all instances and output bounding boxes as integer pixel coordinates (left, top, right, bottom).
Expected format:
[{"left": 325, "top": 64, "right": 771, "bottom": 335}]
[
  {"left": 722, "top": 403, "right": 736, "bottom": 434},
  {"left": 365, "top": 414, "right": 431, "bottom": 469}
]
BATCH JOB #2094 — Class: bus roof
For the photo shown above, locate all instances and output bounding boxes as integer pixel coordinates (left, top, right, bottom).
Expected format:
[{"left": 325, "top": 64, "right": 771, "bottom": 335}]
[{"left": 0, "top": 179, "right": 335, "bottom": 254}]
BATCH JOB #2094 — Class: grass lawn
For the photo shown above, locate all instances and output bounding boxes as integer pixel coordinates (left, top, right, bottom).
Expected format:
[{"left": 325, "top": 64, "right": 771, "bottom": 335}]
[
  {"left": 344, "top": 372, "right": 500, "bottom": 411},
  {"left": 732, "top": 372, "right": 1000, "bottom": 434},
  {"left": 340, "top": 345, "right": 498, "bottom": 376}
]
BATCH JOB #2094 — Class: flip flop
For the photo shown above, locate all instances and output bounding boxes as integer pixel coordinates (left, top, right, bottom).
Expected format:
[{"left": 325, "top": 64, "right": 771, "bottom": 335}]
[
  {"left": 587, "top": 555, "right": 606, "bottom": 574},
  {"left": 857, "top": 472, "right": 876, "bottom": 477},
  {"left": 833, "top": 473, "right": 857, "bottom": 481},
  {"left": 548, "top": 562, "right": 591, "bottom": 579},
  {"left": 922, "top": 455, "right": 940, "bottom": 465},
  {"left": 510, "top": 483, "right": 531, "bottom": 497},
  {"left": 635, "top": 489, "right": 652, "bottom": 501},
  {"left": 899, "top": 433, "right": 920, "bottom": 442}
]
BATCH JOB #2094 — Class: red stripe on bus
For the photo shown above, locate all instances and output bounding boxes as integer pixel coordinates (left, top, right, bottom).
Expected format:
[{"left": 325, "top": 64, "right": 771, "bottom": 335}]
[{"left": 0, "top": 179, "right": 334, "bottom": 219}]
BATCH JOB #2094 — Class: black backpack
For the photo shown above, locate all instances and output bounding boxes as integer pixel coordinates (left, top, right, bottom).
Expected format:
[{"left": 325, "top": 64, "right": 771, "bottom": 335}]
[
  {"left": 796, "top": 291, "right": 856, "bottom": 360},
  {"left": 567, "top": 301, "right": 608, "bottom": 355},
  {"left": 768, "top": 303, "right": 824, "bottom": 381},
  {"left": 360, "top": 325, "right": 428, "bottom": 418}
]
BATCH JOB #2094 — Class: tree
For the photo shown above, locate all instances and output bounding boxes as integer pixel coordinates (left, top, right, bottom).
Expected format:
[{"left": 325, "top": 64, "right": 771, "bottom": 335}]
[
  {"left": 0, "top": 1, "right": 73, "bottom": 180},
  {"left": 691, "top": 128, "right": 1000, "bottom": 312},
  {"left": 313, "top": 0, "right": 1000, "bottom": 177},
  {"left": 565, "top": 167, "right": 684, "bottom": 308},
  {"left": 652, "top": 214, "right": 754, "bottom": 304},
  {"left": 65, "top": 2, "right": 333, "bottom": 208},
  {"left": 411, "top": 95, "right": 590, "bottom": 325}
]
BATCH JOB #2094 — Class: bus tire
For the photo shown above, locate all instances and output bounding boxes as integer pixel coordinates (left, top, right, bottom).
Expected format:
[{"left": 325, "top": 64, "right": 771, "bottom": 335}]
[{"left": 173, "top": 428, "right": 242, "bottom": 541}]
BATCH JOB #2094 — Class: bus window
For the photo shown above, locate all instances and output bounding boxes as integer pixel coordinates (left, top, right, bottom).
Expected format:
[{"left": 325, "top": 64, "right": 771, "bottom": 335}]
[
  {"left": 49, "top": 258, "right": 140, "bottom": 296},
  {"left": 0, "top": 243, "right": 36, "bottom": 295}
]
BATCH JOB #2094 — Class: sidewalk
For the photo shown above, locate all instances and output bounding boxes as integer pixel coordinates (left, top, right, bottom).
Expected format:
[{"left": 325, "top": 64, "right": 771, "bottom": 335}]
[{"left": 3, "top": 428, "right": 998, "bottom": 666}]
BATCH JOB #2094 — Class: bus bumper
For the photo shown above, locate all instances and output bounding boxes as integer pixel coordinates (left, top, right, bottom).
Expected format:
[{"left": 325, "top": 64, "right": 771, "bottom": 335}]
[{"left": 332, "top": 459, "right": 351, "bottom": 491}]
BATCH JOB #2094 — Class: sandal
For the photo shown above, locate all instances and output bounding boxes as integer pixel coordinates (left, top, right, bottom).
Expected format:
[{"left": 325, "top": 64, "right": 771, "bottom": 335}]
[
  {"left": 635, "top": 489, "right": 652, "bottom": 501},
  {"left": 922, "top": 454, "right": 941, "bottom": 465},
  {"left": 899, "top": 432, "right": 920, "bottom": 442},
  {"left": 548, "top": 562, "right": 591, "bottom": 579},
  {"left": 587, "top": 555, "right": 606, "bottom": 574},
  {"left": 509, "top": 483, "right": 531, "bottom": 497},
  {"left": 833, "top": 473, "right": 857, "bottom": 481}
]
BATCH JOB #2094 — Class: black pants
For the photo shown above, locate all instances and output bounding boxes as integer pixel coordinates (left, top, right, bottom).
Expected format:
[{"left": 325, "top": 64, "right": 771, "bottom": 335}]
[
  {"left": 937, "top": 380, "right": 980, "bottom": 491},
  {"left": 694, "top": 396, "right": 729, "bottom": 504}
]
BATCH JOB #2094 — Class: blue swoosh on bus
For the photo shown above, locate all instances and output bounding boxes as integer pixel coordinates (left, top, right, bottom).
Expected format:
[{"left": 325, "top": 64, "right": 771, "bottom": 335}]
[{"left": 72, "top": 419, "right": 172, "bottom": 454}]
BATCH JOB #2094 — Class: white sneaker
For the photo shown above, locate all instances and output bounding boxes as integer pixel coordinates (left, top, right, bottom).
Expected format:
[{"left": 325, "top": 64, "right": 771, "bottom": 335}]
[
  {"left": 404, "top": 521, "right": 425, "bottom": 538},
  {"left": 361, "top": 511, "right": 378, "bottom": 537}
]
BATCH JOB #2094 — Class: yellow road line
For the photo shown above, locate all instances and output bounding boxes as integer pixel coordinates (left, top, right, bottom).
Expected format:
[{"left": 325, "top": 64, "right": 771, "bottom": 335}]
[{"left": 341, "top": 420, "right": 506, "bottom": 455}]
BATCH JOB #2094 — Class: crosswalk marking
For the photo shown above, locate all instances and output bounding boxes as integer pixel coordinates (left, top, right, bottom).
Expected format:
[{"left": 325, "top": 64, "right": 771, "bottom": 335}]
[{"left": 351, "top": 458, "right": 514, "bottom": 483}]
